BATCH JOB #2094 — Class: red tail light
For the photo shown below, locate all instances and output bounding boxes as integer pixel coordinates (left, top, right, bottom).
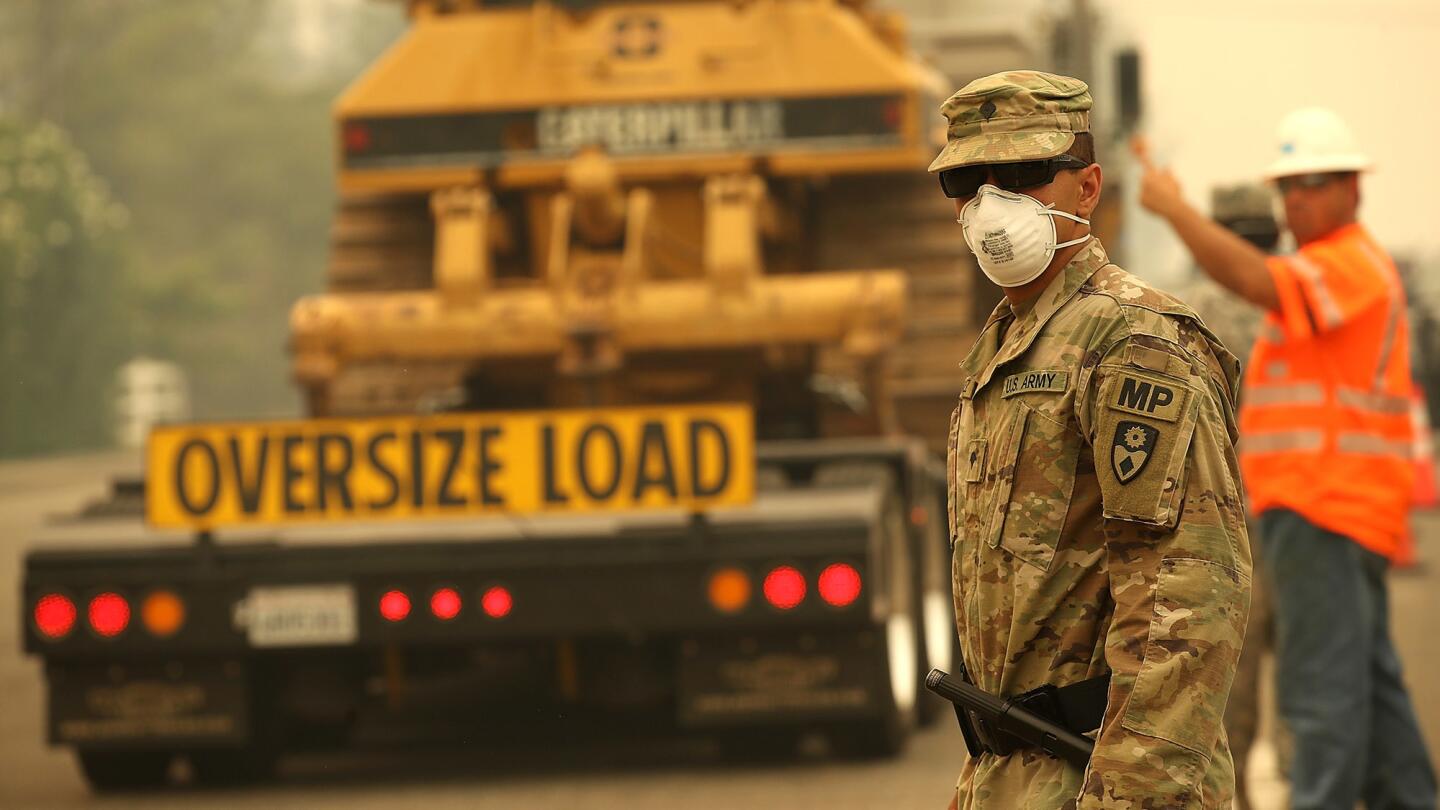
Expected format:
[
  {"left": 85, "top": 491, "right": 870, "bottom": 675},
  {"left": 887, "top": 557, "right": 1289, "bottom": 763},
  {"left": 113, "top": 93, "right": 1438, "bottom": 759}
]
[
  {"left": 342, "top": 122, "right": 371, "bottom": 152},
  {"left": 763, "top": 566, "right": 806, "bottom": 610},
  {"left": 88, "top": 593, "right": 130, "bottom": 637},
  {"left": 430, "top": 587, "right": 462, "bottom": 621},
  {"left": 910, "top": 505, "right": 928, "bottom": 526},
  {"left": 882, "top": 99, "right": 903, "bottom": 129},
  {"left": 34, "top": 593, "right": 76, "bottom": 639},
  {"left": 481, "top": 586, "right": 512, "bottom": 619},
  {"left": 818, "top": 563, "right": 863, "bottom": 607},
  {"left": 379, "top": 589, "right": 411, "bottom": 622}
]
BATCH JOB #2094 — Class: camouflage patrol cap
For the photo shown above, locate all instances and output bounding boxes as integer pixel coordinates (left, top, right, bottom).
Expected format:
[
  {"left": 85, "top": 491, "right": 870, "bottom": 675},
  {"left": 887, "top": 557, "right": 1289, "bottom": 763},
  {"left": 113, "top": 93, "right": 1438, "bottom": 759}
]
[
  {"left": 1211, "top": 182, "right": 1280, "bottom": 249},
  {"left": 1210, "top": 183, "right": 1276, "bottom": 223},
  {"left": 928, "top": 70, "right": 1091, "bottom": 173}
]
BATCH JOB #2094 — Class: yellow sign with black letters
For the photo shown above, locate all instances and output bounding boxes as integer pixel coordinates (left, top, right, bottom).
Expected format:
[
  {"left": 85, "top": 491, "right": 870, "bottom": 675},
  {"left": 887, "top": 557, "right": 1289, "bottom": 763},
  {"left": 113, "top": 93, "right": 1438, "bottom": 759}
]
[{"left": 146, "top": 404, "right": 754, "bottom": 529}]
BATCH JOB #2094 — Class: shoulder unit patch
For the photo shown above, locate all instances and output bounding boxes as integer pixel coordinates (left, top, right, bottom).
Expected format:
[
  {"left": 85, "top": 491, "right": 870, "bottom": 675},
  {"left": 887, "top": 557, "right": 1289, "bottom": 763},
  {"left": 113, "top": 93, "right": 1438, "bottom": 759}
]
[{"left": 1111, "top": 421, "right": 1158, "bottom": 484}]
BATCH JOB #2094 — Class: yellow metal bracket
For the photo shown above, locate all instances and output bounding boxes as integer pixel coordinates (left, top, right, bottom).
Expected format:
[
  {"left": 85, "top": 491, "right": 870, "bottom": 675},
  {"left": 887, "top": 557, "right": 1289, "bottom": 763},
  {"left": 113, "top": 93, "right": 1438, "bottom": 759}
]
[
  {"left": 703, "top": 175, "right": 772, "bottom": 296},
  {"left": 430, "top": 186, "right": 494, "bottom": 305}
]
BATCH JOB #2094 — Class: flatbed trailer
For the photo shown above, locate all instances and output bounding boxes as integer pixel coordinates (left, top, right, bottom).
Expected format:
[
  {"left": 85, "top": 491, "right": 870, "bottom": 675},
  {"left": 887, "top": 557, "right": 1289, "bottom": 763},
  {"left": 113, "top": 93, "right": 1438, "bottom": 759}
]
[{"left": 22, "top": 436, "right": 955, "bottom": 789}]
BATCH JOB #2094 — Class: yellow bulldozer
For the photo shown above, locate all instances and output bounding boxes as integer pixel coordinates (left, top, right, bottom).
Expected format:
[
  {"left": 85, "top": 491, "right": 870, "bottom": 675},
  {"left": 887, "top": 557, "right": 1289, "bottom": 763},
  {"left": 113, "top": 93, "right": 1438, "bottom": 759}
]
[{"left": 292, "top": 0, "right": 981, "bottom": 447}]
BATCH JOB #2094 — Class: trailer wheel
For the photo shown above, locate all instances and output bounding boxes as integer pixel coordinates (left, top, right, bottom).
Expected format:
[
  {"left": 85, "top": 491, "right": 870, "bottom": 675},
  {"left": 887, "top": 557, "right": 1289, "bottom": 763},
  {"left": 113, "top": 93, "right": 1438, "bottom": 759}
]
[
  {"left": 815, "top": 462, "right": 947, "bottom": 733},
  {"left": 813, "top": 462, "right": 917, "bottom": 758},
  {"left": 76, "top": 749, "right": 171, "bottom": 791},
  {"left": 915, "top": 484, "right": 957, "bottom": 727}
]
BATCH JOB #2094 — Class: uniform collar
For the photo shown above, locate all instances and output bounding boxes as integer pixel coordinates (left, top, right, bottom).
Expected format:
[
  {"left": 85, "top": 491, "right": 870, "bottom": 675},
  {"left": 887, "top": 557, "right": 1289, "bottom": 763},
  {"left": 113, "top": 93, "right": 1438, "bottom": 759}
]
[{"left": 959, "top": 239, "right": 1112, "bottom": 397}]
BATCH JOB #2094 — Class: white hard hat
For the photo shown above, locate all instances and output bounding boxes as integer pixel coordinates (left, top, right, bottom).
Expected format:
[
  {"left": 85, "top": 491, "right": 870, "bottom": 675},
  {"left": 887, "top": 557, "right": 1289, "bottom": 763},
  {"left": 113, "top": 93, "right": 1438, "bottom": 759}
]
[{"left": 1264, "top": 107, "right": 1373, "bottom": 179}]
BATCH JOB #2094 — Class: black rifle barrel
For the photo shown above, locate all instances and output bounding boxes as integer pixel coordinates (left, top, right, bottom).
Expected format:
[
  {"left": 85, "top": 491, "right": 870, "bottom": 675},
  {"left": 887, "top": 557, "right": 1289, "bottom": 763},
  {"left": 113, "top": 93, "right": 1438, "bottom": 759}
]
[{"left": 925, "top": 668, "right": 1095, "bottom": 769}]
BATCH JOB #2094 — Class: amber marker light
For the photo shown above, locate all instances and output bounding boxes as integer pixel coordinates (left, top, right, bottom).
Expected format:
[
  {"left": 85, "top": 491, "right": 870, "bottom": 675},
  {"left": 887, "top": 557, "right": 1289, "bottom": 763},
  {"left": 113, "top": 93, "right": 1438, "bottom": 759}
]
[
  {"left": 707, "top": 568, "right": 751, "bottom": 614},
  {"left": 141, "top": 590, "right": 186, "bottom": 637}
]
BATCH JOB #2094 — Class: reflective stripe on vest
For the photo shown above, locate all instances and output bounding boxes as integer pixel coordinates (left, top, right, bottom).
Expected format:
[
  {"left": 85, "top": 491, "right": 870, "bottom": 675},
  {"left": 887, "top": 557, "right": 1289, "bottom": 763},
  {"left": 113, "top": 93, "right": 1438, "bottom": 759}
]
[
  {"left": 1245, "top": 382, "right": 1324, "bottom": 407},
  {"left": 1355, "top": 238, "right": 1404, "bottom": 387},
  {"left": 1244, "top": 384, "right": 1408, "bottom": 416},
  {"left": 1335, "top": 388, "right": 1411, "bottom": 416},
  {"left": 1290, "top": 254, "right": 1346, "bottom": 330},
  {"left": 1336, "top": 433, "right": 1413, "bottom": 457},
  {"left": 1239, "top": 430, "right": 1323, "bottom": 455}
]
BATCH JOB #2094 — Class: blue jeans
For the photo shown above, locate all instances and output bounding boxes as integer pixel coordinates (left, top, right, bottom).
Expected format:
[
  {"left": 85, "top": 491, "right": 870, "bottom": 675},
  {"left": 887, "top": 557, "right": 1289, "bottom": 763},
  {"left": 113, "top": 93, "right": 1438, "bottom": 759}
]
[{"left": 1259, "top": 508, "right": 1437, "bottom": 810}]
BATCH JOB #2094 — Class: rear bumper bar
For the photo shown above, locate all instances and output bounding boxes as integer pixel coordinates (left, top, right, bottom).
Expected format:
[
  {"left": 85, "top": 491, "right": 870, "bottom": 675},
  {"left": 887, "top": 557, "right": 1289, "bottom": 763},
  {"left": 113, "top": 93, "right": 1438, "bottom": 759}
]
[{"left": 24, "top": 486, "right": 885, "bottom": 657}]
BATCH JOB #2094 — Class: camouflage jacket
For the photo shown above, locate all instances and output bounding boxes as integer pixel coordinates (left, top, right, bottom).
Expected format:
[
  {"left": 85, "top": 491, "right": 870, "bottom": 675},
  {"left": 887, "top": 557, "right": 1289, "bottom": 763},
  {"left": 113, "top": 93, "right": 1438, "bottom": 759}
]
[
  {"left": 947, "top": 240, "right": 1252, "bottom": 809},
  {"left": 1180, "top": 273, "right": 1261, "bottom": 371}
]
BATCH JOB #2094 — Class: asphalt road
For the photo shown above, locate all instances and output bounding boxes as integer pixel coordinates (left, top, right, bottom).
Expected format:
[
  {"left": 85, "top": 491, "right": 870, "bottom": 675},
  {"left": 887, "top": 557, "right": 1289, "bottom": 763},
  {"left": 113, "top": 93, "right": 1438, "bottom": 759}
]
[{"left": 2, "top": 450, "right": 1437, "bottom": 809}]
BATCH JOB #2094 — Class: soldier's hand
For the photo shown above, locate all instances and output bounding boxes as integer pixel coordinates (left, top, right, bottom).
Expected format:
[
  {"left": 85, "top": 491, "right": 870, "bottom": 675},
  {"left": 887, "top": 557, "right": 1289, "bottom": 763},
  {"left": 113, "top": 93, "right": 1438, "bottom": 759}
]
[
  {"left": 1130, "top": 136, "right": 1188, "bottom": 220},
  {"left": 946, "top": 792, "right": 958, "bottom": 810}
]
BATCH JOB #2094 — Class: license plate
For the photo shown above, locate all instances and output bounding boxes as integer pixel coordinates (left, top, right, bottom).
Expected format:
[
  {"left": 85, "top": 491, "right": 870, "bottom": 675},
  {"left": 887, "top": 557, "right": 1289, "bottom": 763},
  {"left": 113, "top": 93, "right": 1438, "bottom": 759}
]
[{"left": 236, "top": 584, "right": 357, "bottom": 647}]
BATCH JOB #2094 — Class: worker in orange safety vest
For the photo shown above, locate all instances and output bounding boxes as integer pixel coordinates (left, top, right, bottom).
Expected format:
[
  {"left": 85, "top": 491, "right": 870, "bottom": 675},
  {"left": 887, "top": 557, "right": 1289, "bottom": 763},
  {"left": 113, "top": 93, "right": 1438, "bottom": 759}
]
[{"left": 1134, "top": 108, "right": 1437, "bottom": 810}]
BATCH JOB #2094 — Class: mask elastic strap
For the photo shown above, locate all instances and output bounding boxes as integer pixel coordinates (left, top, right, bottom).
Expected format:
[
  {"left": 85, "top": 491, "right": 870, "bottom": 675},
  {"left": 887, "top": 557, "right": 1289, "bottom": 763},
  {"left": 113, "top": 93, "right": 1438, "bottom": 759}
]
[
  {"left": 1042, "top": 207, "right": 1090, "bottom": 226},
  {"left": 1043, "top": 205, "right": 1091, "bottom": 250}
]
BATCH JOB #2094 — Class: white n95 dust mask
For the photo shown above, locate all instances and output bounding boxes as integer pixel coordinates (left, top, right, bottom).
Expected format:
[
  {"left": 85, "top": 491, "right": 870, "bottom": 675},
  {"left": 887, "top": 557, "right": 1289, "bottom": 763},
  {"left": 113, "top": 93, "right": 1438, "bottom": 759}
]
[{"left": 958, "top": 184, "right": 1091, "bottom": 287}]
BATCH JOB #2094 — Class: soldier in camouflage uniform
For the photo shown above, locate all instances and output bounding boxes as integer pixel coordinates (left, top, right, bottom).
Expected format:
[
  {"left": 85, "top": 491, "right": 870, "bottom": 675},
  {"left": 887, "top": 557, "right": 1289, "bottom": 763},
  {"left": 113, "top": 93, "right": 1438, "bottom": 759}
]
[
  {"left": 1181, "top": 183, "right": 1281, "bottom": 810},
  {"left": 1181, "top": 184, "right": 1279, "bottom": 367},
  {"left": 931, "top": 71, "right": 1252, "bottom": 808}
]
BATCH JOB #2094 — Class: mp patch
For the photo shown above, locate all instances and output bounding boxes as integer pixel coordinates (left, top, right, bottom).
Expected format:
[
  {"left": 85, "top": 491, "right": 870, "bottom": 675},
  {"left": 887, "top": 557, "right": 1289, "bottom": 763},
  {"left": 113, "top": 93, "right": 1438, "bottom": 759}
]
[
  {"left": 1108, "top": 372, "right": 1184, "bottom": 422},
  {"left": 1112, "top": 421, "right": 1159, "bottom": 484},
  {"left": 1002, "top": 369, "right": 1069, "bottom": 398}
]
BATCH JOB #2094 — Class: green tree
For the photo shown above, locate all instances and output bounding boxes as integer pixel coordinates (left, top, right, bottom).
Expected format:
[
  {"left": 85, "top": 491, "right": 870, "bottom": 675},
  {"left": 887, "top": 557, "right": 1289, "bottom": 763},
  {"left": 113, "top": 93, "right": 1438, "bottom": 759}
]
[
  {"left": 0, "top": 0, "right": 405, "bottom": 454},
  {"left": 0, "top": 118, "right": 130, "bottom": 455}
]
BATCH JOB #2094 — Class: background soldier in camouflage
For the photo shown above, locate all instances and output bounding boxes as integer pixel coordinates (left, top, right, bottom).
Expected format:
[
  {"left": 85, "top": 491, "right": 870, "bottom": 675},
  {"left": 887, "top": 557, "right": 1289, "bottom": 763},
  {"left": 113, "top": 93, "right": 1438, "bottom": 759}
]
[
  {"left": 932, "top": 71, "right": 1252, "bottom": 808},
  {"left": 1181, "top": 182, "right": 1282, "bottom": 810},
  {"left": 1182, "top": 184, "right": 1280, "bottom": 367}
]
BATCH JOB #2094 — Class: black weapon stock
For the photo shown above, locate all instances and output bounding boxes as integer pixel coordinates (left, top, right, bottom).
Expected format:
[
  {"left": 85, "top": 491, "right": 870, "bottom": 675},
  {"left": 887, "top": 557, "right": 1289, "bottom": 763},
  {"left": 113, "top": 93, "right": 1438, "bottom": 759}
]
[{"left": 924, "top": 668, "right": 1095, "bottom": 769}]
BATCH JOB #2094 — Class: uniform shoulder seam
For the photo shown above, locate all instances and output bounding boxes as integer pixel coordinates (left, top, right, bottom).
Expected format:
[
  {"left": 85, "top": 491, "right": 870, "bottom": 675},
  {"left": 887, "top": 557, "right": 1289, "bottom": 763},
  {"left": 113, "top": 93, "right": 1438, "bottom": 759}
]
[{"left": 1088, "top": 286, "right": 1197, "bottom": 323}]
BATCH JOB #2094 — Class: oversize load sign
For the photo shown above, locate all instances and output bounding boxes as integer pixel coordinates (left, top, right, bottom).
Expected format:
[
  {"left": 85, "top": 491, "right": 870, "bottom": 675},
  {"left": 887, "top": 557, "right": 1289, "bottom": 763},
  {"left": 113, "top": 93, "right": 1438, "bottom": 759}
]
[{"left": 146, "top": 404, "right": 754, "bottom": 529}]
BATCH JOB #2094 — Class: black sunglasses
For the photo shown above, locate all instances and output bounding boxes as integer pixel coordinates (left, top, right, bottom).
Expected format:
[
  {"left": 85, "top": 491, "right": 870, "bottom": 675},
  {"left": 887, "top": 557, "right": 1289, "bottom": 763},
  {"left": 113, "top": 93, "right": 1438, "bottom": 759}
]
[
  {"left": 1274, "top": 172, "right": 1346, "bottom": 194},
  {"left": 938, "top": 154, "right": 1091, "bottom": 199}
]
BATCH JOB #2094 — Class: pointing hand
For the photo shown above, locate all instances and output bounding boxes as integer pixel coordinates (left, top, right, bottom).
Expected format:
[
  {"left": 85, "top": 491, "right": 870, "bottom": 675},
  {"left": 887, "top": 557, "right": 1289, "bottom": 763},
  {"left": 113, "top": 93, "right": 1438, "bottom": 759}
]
[{"left": 1130, "top": 136, "right": 1187, "bottom": 220}]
